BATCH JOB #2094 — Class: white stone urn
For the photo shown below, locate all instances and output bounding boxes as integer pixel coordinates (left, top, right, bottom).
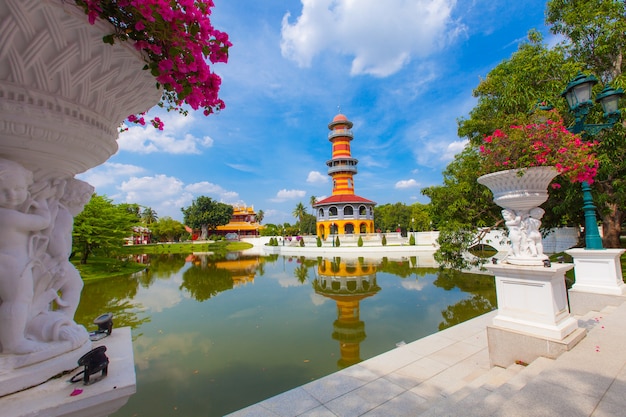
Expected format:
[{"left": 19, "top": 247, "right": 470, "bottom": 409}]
[
  {"left": 478, "top": 167, "right": 558, "bottom": 266},
  {"left": 0, "top": 0, "right": 161, "bottom": 397}
]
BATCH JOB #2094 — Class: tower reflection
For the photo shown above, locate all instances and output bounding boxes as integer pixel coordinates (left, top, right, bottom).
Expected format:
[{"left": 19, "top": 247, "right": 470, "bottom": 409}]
[{"left": 313, "top": 257, "right": 381, "bottom": 369}]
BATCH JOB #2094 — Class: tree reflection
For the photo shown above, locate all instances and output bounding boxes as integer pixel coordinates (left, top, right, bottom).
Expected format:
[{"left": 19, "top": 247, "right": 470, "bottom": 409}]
[
  {"left": 377, "top": 257, "right": 439, "bottom": 278},
  {"left": 433, "top": 269, "right": 497, "bottom": 330},
  {"left": 137, "top": 253, "right": 187, "bottom": 287},
  {"left": 75, "top": 274, "right": 149, "bottom": 332},
  {"left": 180, "top": 258, "right": 234, "bottom": 301}
]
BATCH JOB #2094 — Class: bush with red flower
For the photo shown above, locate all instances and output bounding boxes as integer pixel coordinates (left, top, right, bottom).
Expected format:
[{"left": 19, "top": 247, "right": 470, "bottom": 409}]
[
  {"left": 75, "top": 0, "right": 232, "bottom": 130},
  {"left": 479, "top": 109, "right": 598, "bottom": 185}
]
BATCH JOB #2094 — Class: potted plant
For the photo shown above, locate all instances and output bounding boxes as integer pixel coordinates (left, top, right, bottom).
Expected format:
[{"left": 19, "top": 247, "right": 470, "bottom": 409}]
[{"left": 477, "top": 109, "right": 598, "bottom": 265}]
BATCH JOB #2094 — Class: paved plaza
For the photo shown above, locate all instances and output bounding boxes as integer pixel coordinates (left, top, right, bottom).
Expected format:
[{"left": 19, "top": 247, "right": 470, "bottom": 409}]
[{"left": 227, "top": 300, "right": 626, "bottom": 416}]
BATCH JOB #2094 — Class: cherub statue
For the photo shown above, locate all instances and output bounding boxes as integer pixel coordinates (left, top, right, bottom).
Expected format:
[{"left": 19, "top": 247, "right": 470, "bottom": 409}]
[{"left": 0, "top": 159, "right": 51, "bottom": 354}]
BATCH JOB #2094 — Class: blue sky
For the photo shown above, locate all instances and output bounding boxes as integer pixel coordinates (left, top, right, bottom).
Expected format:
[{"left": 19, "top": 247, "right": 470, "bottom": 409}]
[{"left": 78, "top": 0, "right": 554, "bottom": 226}]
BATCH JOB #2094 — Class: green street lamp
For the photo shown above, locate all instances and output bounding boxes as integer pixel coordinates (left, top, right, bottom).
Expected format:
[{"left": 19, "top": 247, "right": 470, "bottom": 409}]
[{"left": 560, "top": 72, "right": 624, "bottom": 249}]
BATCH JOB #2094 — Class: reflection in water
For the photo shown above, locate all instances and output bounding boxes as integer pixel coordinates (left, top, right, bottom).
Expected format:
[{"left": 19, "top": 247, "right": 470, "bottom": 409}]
[
  {"left": 75, "top": 274, "right": 150, "bottom": 336},
  {"left": 181, "top": 253, "right": 264, "bottom": 300},
  {"left": 313, "top": 257, "right": 381, "bottom": 368},
  {"left": 79, "top": 252, "right": 497, "bottom": 417},
  {"left": 433, "top": 269, "right": 497, "bottom": 330}
]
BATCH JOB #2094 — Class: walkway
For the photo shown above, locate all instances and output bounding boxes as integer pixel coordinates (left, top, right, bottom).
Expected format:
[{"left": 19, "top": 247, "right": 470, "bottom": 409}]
[{"left": 226, "top": 301, "right": 626, "bottom": 416}]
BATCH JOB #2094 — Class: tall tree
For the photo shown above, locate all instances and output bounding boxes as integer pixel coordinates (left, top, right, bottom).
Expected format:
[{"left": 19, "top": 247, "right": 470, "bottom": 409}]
[
  {"left": 151, "top": 216, "right": 186, "bottom": 242},
  {"left": 73, "top": 194, "right": 139, "bottom": 263},
  {"left": 292, "top": 202, "right": 306, "bottom": 227},
  {"left": 546, "top": 0, "right": 625, "bottom": 81},
  {"left": 141, "top": 206, "right": 158, "bottom": 225},
  {"left": 546, "top": 0, "right": 626, "bottom": 247},
  {"left": 181, "top": 196, "right": 233, "bottom": 240},
  {"left": 424, "top": 32, "right": 584, "bottom": 268},
  {"left": 309, "top": 195, "right": 317, "bottom": 215},
  {"left": 255, "top": 209, "right": 264, "bottom": 224}
]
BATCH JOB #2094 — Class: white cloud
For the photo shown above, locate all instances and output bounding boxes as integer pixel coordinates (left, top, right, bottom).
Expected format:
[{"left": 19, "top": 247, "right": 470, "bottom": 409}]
[
  {"left": 185, "top": 181, "right": 227, "bottom": 195},
  {"left": 112, "top": 175, "right": 240, "bottom": 220},
  {"left": 395, "top": 179, "right": 421, "bottom": 189},
  {"left": 117, "top": 112, "right": 215, "bottom": 154},
  {"left": 281, "top": 0, "right": 465, "bottom": 77},
  {"left": 270, "top": 189, "right": 307, "bottom": 202},
  {"left": 443, "top": 139, "right": 469, "bottom": 161},
  {"left": 306, "top": 171, "right": 328, "bottom": 184},
  {"left": 77, "top": 162, "right": 146, "bottom": 188}
]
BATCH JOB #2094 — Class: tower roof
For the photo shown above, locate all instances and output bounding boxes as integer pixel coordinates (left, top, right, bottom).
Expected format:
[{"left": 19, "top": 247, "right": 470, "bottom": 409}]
[
  {"left": 313, "top": 194, "right": 376, "bottom": 206},
  {"left": 328, "top": 113, "right": 353, "bottom": 129}
]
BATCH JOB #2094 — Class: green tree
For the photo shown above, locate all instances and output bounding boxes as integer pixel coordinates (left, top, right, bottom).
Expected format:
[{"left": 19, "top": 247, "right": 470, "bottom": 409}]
[
  {"left": 255, "top": 209, "right": 264, "bottom": 224},
  {"left": 309, "top": 195, "right": 317, "bottom": 215},
  {"left": 300, "top": 213, "right": 316, "bottom": 235},
  {"left": 374, "top": 202, "right": 411, "bottom": 233},
  {"left": 409, "top": 202, "right": 431, "bottom": 231},
  {"left": 181, "top": 196, "right": 233, "bottom": 240},
  {"left": 151, "top": 216, "right": 186, "bottom": 242},
  {"left": 424, "top": 31, "right": 587, "bottom": 268},
  {"left": 546, "top": 0, "right": 625, "bottom": 81},
  {"left": 141, "top": 206, "right": 158, "bottom": 225},
  {"left": 546, "top": 0, "right": 626, "bottom": 247},
  {"left": 292, "top": 202, "right": 307, "bottom": 227},
  {"left": 73, "top": 194, "right": 139, "bottom": 264}
]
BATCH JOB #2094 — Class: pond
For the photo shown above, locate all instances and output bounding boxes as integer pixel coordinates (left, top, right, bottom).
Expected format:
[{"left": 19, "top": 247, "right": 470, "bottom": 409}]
[{"left": 74, "top": 251, "right": 496, "bottom": 417}]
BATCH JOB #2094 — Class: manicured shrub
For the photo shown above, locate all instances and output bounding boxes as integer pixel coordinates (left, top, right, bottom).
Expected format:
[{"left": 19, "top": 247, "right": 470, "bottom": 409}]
[
  {"left": 357, "top": 236, "right": 363, "bottom": 247},
  {"left": 335, "top": 236, "right": 340, "bottom": 247},
  {"left": 409, "top": 234, "right": 415, "bottom": 245},
  {"left": 316, "top": 236, "right": 322, "bottom": 247},
  {"left": 382, "top": 234, "right": 387, "bottom": 246}
]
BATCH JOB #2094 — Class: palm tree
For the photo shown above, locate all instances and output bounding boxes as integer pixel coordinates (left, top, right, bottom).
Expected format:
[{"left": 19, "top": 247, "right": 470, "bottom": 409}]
[
  {"left": 255, "top": 210, "right": 264, "bottom": 224},
  {"left": 309, "top": 195, "right": 317, "bottom": 215},
  {"left": 141, "top": 207, "right": 158, "bottom": 225},
  {"left": 292, "top": 202, "right": 306, "bottom": 230}
]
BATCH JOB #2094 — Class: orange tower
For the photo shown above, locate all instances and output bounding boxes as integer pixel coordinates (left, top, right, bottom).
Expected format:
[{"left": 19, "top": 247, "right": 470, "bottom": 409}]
[{"left": 313, "top": 114, "right": 376, "bottom": 238}]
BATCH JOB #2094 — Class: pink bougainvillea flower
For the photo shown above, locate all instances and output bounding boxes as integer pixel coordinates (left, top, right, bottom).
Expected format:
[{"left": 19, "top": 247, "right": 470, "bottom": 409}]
[
  {"left": 76, "top": 0, "right": 231, "bottom": 130},
  {"left": 479, "top": 109, "right": 598, "bottom": 184}
]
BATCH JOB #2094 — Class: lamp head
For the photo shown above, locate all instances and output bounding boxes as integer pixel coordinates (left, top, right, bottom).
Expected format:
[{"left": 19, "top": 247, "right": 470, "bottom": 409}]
[
  {"left": 561, "top": 72, "right": 598, "bottom": 111},
  {"left": 595, "top": 85, "right": 624, "bottom": 118}
]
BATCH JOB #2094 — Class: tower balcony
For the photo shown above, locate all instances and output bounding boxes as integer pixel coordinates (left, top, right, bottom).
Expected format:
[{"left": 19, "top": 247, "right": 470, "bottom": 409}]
[
  {"left": 328, "top": 129, "right": 354, "bottom": 140},
  {"left": 327, "top": 165, "right": 357, "bottom": 175}
]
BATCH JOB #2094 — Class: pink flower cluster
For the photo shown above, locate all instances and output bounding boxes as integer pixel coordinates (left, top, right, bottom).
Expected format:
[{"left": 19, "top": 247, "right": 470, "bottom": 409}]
[
  {"left": 76, "top": 0, "right": 232, "bottom": 130},
  {"left": 479, "top": 110, "right": 598, "bottom": 184}
]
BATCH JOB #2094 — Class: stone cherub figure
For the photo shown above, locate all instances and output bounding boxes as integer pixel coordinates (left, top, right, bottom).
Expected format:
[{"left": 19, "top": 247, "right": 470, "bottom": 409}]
[
  {"left": 0, "top": 158, "right": 92, "bottom": 355},
  {"left": 0, "top": 158, "right": 51, "bottom": 354}
]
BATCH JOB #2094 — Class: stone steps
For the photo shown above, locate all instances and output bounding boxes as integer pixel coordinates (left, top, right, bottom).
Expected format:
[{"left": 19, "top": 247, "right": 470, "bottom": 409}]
[
  {"left": 415, "top": 305, "right": 617, "bottom": 416},
  {"left": 410, "top": 352, "right": 556, "bottom": 417}
]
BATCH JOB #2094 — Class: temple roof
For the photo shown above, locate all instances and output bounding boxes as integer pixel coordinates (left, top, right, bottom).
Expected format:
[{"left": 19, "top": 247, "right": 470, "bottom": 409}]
[{"left": 313, "top": 194, "right": 376, "bottom": 206}]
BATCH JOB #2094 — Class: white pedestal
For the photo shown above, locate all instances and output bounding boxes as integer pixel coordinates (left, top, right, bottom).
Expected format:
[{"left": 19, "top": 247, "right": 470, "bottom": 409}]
[
  {"left": 486, "top": 263, "right": 578, "bottom": 340},
  {"left": 566, "top": 248, "right": 626, "bottom": 295},
  {"left": 0, "top": 327, "right": 136, "bottom": 417}
]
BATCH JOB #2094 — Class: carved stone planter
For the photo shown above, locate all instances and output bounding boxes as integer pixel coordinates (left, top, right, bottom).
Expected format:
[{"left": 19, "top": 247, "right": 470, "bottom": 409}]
[
  {"left": 478, "top": 167, "right": 558, "bottom": 266},
  {"left": 0, "top": 0, "right": 161, "bottom": 178},
  {"left": 0, "top": 0, "right": 160, "bottom": 400}
]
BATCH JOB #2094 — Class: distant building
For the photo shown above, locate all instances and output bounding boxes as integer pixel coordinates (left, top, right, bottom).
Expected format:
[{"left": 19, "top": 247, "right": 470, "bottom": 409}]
[
  {"left": 125, "top": 226, "right": 151, "bottom": 245},
  {"left": 214, "top": 205, "right": 264, "bottom": 238},
  {"left": 313, "top": 113, "right": 376, "bottom": 238}
]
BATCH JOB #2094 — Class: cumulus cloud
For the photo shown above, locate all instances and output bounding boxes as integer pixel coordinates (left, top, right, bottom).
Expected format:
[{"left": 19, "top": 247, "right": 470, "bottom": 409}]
[
  {"left": 306, "top": 171, "right": 328, "bottom": 184},
  {"left": 281, "top": 0, "right": 465, "bottom": 77},
  {"left": 444, "top": 139, "right": 468, "bottom": 161},
  {"left": 395, "top": 179, "right": 421, "bottom": 189},
  {"left": 117, "top": 112, "right": 215, "bottom": 154},
  {"left": 78, "top": 162, "right": 146, "bottom": 188},
  {"left": 270, "top": 189, "right": 307, "bottom": 202},
  {"left": 112, "top": 175, "right": 239, "bottom": 220}
]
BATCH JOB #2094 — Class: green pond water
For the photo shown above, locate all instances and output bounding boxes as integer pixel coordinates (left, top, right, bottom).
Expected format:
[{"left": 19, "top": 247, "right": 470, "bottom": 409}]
[{"left": 74, "top": 252, "right": 496, "bottom": 417}]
